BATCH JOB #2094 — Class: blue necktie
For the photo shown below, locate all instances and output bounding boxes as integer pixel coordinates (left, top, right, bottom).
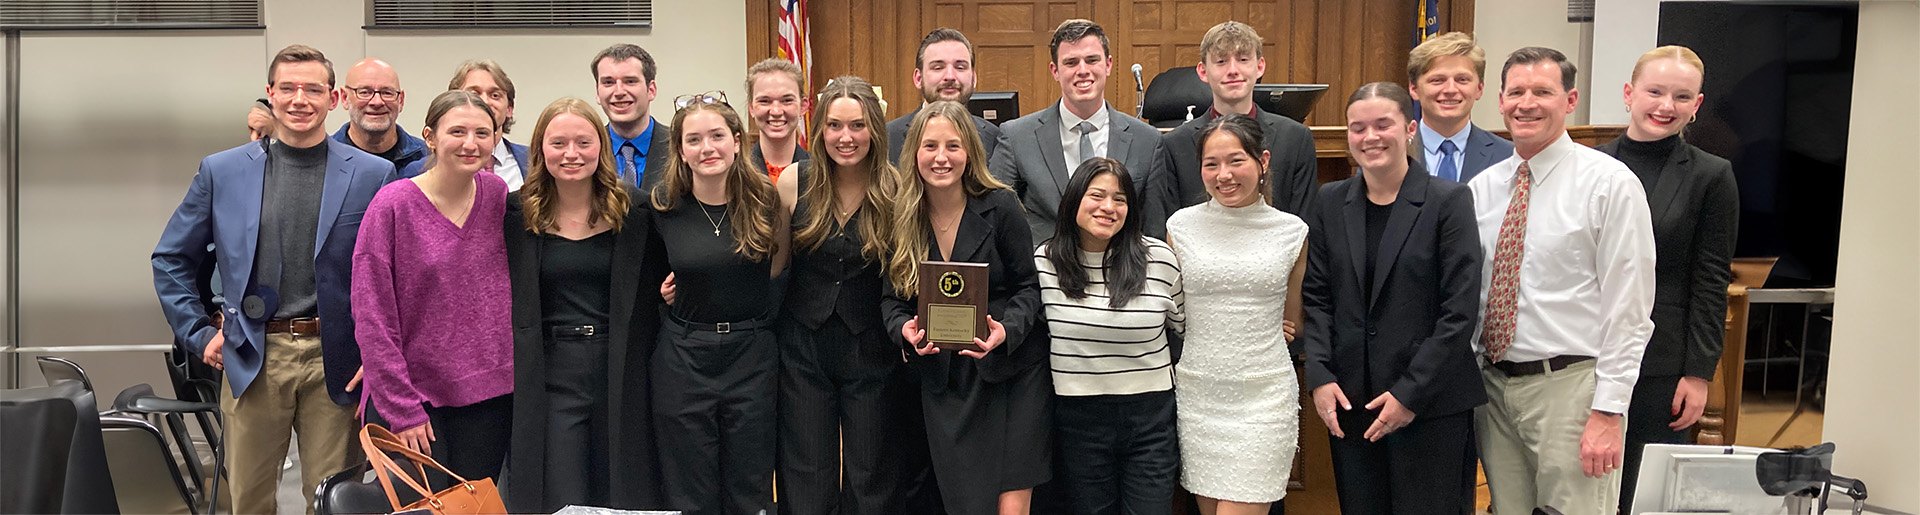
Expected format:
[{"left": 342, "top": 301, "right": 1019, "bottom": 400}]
[
  {"left": 619, "top": 143, "right": 639, "bottom": 184},
  {"left": 1437, "top": 139, "right": 1460, "bottom": 182}
]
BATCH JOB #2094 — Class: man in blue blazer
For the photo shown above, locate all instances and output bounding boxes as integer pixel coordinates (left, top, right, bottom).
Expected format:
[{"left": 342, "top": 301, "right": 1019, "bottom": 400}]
[
  {"left": 426, "top": 59, "right": 532, "bottom": 191},
  {"left": 1407, "top": 32, "right": 1513, "bottom": 183},
  {"left": 152, "top": 45, "right": 395, "bottom": 515},
  {"left": 886, "top": 28, "right": 1003, "bottom": 164},
  {"left": 991, "top": 19, "right": 1163, "bottom": 242}
]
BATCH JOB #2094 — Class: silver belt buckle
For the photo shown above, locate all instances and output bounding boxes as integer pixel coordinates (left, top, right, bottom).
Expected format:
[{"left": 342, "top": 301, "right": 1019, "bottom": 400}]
[
  {"left": 580, "top": 325, "right": 595, "bottom": 337},
  {"left": 715, "top": 322, "right": 731, "bottom": 334}
]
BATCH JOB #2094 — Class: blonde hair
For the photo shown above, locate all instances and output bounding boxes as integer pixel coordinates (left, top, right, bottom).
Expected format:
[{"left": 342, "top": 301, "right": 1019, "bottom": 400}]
[
  {"left": 521, "top": 98, "right": 630, "bottom": 235},
  {"left": 1631, "top": 45, "right": 1706, "bottom": 83},
  {"left": 1407, "top": 32, "right": 1487, "bottom": 84},
  {"left": 1200, "top": 21, "right": 1264, "bottom": 60},
  {"left": 795, "top": 77, "right": 896, "bottom": 262},
  {"left": 745, "top": 58, "right": 806, "bottom": 99},
  {"left": 650, "top": 102, "right": 781, "bottom": 261},
  {"left": 885, "top": 101, "right": 1009, "bottom": 298}
]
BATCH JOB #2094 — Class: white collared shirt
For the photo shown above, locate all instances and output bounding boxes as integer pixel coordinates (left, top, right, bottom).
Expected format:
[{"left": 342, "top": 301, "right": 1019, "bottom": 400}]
[
  {"left": 1058, "top": 101, "right": 1112, "bottom": 170},
  {"left": 1467, "top": 132, "right": 1657, "bottom": 414},
  {"left": 1419, "top": 120, "right": 1472, "bottom": 178},
  {"left": 491, "top": 141, "right": 523, "bottom": 192}
]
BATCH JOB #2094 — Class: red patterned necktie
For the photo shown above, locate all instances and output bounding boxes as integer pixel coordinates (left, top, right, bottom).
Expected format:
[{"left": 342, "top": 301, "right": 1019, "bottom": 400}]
[{"left": 1482, "top": 161, "right": 1532, "bottom": 363}]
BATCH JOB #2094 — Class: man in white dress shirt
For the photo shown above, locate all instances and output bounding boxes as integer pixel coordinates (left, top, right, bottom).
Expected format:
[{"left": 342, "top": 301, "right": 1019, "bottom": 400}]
[{"left": 1466, "top": 46, "right": 1656, "bottom": 515}]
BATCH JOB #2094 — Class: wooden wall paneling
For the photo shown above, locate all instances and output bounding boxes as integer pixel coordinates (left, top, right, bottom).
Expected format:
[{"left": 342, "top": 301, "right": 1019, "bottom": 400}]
[
  {"left": 1447, "top": 0, "right": 1475, "bottom": 36},
  {"left": 747, "top": 0, "right": 773, "bottom": 68}
]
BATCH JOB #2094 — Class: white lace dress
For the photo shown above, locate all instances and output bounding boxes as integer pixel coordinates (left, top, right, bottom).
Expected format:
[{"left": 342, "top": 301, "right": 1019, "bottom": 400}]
[{"left": 1166, "top": 199, "right": 1307, "bottom": 503}]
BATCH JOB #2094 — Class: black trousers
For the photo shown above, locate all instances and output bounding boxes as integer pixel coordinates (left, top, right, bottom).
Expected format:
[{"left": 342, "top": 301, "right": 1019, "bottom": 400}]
[
  {"left": 1054, "top": 391, "right": 1180, "bottom": 515},
  {"left": 776, "top": 314, "right": 912, "bottom": 515},
  {"left": 1621, "top": 374, "right": 1687, "bottom": 513},
  {"left": 365, "top": 393, "right": 513, "bottom": 491},
  {"left": 654, "top": 319, "right": 778, "bottom": 515},
  {"left": 545, "top": 333, "right": 613, "bottom": 507},
  {"left": 1326, "top": 408, "right": 1476, "bottom": 515}
]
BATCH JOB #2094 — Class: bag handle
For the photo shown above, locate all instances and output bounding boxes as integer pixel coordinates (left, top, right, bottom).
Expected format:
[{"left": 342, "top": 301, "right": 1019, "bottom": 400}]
[{"left": 358, "top": 423, "right": 475, "bottom": 511}]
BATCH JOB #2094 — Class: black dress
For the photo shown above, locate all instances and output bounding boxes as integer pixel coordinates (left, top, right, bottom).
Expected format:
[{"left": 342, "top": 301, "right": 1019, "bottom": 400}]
[
  {"left": 881, "top": 188, "right": 1052, "bottom": 515},
  {"left": 1596, "top": 135, "right": 1739, "bottom": 512},
  {"left": 776, "top": 197, "right": 916, "bottom": 515},
  {"left": 504, "top": 190, "right": 668, "bottom": 513},
  {"left": 651, "top": 194, "right": 780, "bottom": 515}
]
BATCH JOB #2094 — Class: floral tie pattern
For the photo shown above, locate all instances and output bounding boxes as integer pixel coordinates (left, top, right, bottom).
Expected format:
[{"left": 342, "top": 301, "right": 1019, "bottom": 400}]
[{"left": 1481, "top": 161, "right": 1531, "bottom": 362}]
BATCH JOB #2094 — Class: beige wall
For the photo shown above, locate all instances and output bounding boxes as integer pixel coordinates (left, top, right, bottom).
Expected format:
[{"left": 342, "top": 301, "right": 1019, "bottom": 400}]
[
  {"left": 1469, "top": 0, "right": 1593, "bottom": 131},
  {"left": 0, "top": 3, "right": 745, "bottom": 394},
  {"left": 1825, "top": 2, "right": 1920, "bottom": 510}
]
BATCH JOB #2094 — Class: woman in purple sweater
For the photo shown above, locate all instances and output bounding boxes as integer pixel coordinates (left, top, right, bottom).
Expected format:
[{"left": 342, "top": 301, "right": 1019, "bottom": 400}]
[{"left": 351, "top": 90, "right": 515, "bottom": 486}]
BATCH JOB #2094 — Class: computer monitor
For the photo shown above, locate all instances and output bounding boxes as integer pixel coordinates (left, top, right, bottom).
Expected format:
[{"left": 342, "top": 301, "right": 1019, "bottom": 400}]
[
  {"left": 1251, "top": 84, "right": 1329, "bottom": 124},
  {"left": 968, "top": 91, "right": 1019, "bottom": 126}
]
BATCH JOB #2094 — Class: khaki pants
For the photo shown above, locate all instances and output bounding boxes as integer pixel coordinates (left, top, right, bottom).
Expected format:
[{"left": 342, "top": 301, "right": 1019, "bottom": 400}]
[
  {"left": 220, "top": 333, "right": 359, "bottom": 515},
  {"left": 1475, "top": 360, "right": 1623, "bottom": 515}
]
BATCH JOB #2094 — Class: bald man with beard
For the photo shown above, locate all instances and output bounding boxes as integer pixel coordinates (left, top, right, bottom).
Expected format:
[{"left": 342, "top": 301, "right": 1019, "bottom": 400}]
[{"left": 332, "top": 58, "right": 427, "bottom": 171}]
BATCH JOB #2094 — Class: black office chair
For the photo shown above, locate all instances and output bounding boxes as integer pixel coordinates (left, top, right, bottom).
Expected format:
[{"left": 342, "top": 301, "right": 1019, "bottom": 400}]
[
  {"left": 315, "top": 460, "right": 424, "bottom": 515},
  {"left": 1140, "top": 66, "right": 1213, "bottom": 129}
]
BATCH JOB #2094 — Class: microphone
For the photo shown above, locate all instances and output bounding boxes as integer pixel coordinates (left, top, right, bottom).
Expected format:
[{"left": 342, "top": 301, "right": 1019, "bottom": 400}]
[{"left": 1132, "top": 64, "right": 1146, "bottom": 118}]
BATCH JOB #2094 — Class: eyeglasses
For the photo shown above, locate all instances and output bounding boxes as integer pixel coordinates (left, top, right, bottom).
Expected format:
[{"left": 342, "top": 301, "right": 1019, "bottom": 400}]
[
  {"left": 273, "top": 82, "right": 331, "bottom": 99},
  {"left": 349, "top": 87, "right": 401, "bottom": 102},
  {"left": 674, "top": 90, "right": 729, "bottom": 110}
]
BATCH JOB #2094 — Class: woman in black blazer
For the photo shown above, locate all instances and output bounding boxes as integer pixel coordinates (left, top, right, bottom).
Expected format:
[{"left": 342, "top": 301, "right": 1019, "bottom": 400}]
[
  {"left": 1599, "top": 46, "right": 1739, "bottom": 512},
  {"left": 1300, "top": 83, "right": 1485, "bottom": 514},
  {"left": 776, "top": 77, "right": 911, "bottom": 514},
  {"left": 883, "top": 101, "right": 1050, "bottom": 515},
  {"left": 503, "top": 98, "right": 667, "bottom": 512}
]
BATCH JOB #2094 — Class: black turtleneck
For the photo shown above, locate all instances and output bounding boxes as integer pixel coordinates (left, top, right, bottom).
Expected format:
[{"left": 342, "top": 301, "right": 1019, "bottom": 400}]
[{"left": 1616, "top": 134, "right": 1680, "bottom": 193}]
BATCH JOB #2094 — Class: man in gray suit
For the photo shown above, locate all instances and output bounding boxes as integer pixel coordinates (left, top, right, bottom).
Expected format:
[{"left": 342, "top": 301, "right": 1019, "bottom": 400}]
[
  {"left": 1408, "top": 32, "right": 1513, "bottom": 183},
  {"left": 990, "top": 19, "right": 1164, "bottom": 240},
  {"left": 886, "top": 28, "right": 1002, "bottom": 164},
  {"left": 1149, "top": 21, "right": 1318, "bottom": 227}
]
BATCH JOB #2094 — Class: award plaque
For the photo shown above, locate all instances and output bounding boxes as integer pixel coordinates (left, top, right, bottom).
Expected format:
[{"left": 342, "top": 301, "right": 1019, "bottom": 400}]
[{"left": 918, "top": 261, "right": 989, "bottom": 352}]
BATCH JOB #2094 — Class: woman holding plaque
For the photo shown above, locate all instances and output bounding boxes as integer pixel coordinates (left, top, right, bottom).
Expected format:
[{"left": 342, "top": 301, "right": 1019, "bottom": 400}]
[
  {"left": 1034, "top": 157, "right": 1185, "bottom": 515},
  {"left": 648, "top": 92, "right": 798, "bottom": 515},
  {"left": 883, "top": 101, "right": 1050, "bottom": 515},
  {"left": 1597, "top": 46, "right": 1738, "bottom": 512},
  {"left": 502, "top": 97, "right": 667, "bottom": 512},
  {"left": 1299, "top": 83, "right": 1485, "bottom": 514},
  {"left": 1164, "top": 114, "right": 1307, "bottom": 514},
  {"left": 776, "top": 77, "right": 913, "bottom": 514}
]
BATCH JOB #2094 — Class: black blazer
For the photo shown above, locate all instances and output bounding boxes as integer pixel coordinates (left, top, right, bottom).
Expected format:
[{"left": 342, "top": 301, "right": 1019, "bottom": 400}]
[
  {"left": 1300, "top": 166, "right": 1487, "bottom": 418},
  {"left": 882, "top": 188, "right": 1046, "bottom": 392},
  {"left": 1150, "top": 106, "right": 1319, "bottom": 225},
  {"left": 1596, "top": 138, "right": 1739, "bottom": 380},
  {"left": 502, "top": 190, "right": 668, "bottom": 512}
]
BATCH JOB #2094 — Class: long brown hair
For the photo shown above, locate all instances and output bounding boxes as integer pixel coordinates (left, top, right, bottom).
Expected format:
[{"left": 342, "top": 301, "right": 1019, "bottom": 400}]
[
  {"left": 795, "top": 77, "right": 895, "bottom": 261},
  {"left": 521, "top": 97, "right": 629, "bottom": 234},
  {"left": 885, "top": 101, "right": 1008, "bottom": 298},
  {"left": 650, "top": 101, "right": 780, "bottom": 261}
]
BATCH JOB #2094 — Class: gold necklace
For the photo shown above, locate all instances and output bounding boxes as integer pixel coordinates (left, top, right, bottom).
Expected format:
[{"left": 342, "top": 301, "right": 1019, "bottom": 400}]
[{"left": 699, "top": 203, "right": 728, "bottom": 236}]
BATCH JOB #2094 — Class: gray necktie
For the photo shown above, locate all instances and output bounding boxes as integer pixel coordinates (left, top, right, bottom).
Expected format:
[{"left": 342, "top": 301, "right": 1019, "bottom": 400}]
[{"left": 1075, "top": 121, "right": 1098, "bottom": 165}]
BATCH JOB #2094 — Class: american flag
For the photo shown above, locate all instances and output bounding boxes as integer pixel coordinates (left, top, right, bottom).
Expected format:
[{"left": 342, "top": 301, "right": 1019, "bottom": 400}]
[{"left": 777, "top": 0, "right": 811, "bottom": 142}]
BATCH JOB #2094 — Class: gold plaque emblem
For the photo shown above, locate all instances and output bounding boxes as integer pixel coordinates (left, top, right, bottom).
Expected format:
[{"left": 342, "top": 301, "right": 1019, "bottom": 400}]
[{"left": 939, "top": 271, "right": 966, "bottom": 298}]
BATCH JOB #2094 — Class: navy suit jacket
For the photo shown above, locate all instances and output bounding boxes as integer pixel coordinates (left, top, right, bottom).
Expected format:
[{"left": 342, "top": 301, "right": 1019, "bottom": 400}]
[
  {"left": 1412, "top": 123, "right": 1513, "bottom": 184},
  {"left": 399, "top": 140, "right": 528, "bottom": 179},
  {"left": 1299, "top": 166, "right": 1487, "bottom": 418},
  {"left": 152, "top": 138, "right": 396, "bottom": 404}
]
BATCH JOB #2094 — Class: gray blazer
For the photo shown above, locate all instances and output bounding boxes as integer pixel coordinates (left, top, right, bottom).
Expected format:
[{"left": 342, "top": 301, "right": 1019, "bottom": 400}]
[
  {"left": 989, "top": 102, "right": 1164, "bottom": 241},
  {"left": 1411, "top": 123, "right": 1513, "bottom": 184}
]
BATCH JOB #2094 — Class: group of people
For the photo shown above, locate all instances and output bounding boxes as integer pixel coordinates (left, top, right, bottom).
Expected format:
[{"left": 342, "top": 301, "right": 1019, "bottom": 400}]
[{"left": 152, "top": 15, "right": 1737, "bottom": 515}]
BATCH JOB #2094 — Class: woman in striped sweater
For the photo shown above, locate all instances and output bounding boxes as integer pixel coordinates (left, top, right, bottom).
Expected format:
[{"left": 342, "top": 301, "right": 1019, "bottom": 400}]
[{"left": 1034, "top": 157, "right": 1186, "bottom": 515}]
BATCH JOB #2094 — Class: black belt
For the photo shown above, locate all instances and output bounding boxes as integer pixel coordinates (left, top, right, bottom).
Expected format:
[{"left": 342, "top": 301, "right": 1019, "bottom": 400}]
[
  {"left": 666, "top": 314, "right": 771, "bottom": 334},
  {"left": 1488, "top": 355, "right": 1594, "bottom": 377},
  {"left": 546, "top": 325, "right": 607, "bottom": 338}
]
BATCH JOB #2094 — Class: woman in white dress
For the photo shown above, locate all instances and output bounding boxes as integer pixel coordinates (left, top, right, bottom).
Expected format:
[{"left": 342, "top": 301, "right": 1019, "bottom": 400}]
[{"left": 1165, "top": 113, "right": 1308, "bottom": 515}]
